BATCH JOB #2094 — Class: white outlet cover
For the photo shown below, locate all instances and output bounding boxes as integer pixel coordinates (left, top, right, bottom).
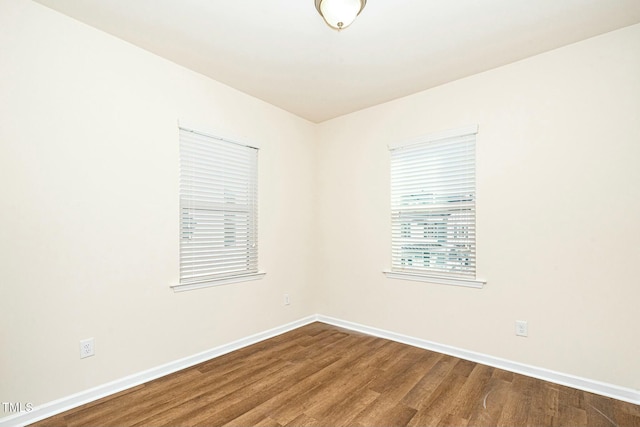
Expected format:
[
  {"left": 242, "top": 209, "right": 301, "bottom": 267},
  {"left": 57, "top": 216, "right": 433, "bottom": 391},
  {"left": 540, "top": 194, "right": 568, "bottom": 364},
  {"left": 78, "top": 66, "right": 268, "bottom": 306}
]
[
  {"left": 80, "top": 338, "right": 95, "bottom": 358},
  {"left": 515, "top": 320, "right": 528, "bottom": 337}
]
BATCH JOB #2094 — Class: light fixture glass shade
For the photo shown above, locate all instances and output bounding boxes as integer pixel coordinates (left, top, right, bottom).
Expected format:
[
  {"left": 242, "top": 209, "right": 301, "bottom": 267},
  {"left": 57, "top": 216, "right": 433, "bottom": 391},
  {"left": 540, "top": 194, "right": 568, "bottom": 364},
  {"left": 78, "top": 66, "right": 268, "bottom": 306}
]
[{"left": 315, "top": 0, "right": 366, "bottom": 30}]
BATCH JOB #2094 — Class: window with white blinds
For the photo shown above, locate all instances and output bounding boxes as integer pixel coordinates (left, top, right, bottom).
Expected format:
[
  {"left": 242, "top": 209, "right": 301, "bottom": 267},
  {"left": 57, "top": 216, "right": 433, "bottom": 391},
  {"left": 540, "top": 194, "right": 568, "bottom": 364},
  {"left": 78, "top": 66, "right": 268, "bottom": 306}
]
[
  {"left": 386, "top": 125, "right": 484, "bottom": 288},
  {"left": 177, "top": 127, "right": 262, "bottom": 291}
]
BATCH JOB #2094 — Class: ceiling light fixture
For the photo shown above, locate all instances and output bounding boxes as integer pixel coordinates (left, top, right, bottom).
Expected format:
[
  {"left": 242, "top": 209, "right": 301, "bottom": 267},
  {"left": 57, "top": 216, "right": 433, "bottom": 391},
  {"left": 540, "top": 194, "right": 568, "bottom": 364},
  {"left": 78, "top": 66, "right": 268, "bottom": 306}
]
[{"left": 314, "top": 0, "right": 367, "bottom": 30}]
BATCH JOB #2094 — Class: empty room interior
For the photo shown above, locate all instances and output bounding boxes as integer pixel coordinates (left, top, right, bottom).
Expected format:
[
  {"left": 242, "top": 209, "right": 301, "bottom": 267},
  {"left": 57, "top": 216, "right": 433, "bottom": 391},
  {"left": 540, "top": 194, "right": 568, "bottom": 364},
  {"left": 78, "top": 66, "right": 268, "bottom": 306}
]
[{"left": 1, "top": 0, "right": 640, "bottom": 426}]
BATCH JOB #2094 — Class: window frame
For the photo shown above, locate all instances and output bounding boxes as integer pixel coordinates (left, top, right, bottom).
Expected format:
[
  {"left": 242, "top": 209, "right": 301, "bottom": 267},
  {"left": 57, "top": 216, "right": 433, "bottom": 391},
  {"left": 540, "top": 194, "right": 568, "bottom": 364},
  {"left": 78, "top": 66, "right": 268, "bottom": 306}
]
[
  {"left": 383, "top": 125, "right": 485, "bottom": 289},
  {"left": 172, "top": 126, "right": 264, "bottom": 293}
]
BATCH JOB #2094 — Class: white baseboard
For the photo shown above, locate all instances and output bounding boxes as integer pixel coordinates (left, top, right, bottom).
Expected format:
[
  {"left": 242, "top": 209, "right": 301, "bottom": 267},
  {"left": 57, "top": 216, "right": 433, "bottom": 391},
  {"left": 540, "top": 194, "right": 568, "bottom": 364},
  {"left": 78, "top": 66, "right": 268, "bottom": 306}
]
[
  {"left": 316, "top": 315, "right": 640, "bottom": 406},
  {"left": 0, "top": 315, "right": 317, "bottom": 427},
  {"left": 3, "top": 313, "right": 638, "bottom": 427}
]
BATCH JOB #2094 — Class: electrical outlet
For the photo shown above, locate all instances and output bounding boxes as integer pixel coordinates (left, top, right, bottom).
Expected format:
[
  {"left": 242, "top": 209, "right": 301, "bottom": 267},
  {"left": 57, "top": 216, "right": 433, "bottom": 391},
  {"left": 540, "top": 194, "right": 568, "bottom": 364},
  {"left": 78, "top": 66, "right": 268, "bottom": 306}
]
[
  {"left": 80, "top": 338, "right": 95, "bottom": 359},
  {"left": 284, "top": 293, "right": 290, "bottom": 306},
  {"left": 515, "top": 320, "right": 528, "bottom": 337}
]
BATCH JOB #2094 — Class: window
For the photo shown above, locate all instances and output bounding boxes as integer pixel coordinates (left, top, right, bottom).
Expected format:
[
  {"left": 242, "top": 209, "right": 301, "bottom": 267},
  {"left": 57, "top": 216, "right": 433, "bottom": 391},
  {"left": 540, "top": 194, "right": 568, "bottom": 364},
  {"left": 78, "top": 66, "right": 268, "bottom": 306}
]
[
  {"left": 174, "top": 127, "right": 263, "bottom": 292},
  {"left": 384, "top": 125, "right": 485, "bottom": 288}
]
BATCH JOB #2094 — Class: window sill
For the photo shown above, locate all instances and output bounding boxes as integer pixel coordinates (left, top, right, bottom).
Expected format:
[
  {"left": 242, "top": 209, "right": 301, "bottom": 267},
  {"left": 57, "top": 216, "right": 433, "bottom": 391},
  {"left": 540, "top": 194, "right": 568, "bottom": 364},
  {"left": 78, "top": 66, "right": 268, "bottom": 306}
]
[
  {"left": 383, "top": 270, "right": 485, "bottom": 289},
  {"left": 171, "top": 271, "right": 266, "bottom": 293}
]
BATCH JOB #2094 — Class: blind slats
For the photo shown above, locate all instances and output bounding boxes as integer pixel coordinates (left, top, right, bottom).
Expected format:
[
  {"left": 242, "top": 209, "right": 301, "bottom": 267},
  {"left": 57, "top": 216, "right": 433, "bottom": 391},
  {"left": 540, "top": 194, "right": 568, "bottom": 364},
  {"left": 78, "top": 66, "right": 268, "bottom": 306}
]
[
  {"left": 390, "top": 131, "right": 476, "bottom": 278},
  {"left": 180, "top": 127, "right": 259, "bottom": 285}
]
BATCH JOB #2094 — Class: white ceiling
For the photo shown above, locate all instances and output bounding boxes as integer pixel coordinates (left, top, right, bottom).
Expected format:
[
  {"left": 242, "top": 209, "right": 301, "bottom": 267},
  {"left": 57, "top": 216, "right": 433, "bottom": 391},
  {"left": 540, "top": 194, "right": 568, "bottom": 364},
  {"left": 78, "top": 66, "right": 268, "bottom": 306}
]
[{"left": 34, "top": 0, "right": 640, "bottom": 123}]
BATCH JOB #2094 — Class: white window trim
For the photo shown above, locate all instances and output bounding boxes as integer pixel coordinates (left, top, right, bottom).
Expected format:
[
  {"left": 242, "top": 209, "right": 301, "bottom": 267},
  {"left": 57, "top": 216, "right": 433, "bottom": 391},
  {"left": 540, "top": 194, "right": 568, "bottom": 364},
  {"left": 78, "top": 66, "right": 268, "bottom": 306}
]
[
  {"left": 387, "top": 124, "right": 479, "bottom": 151},
  {"left": 171, "top": 271, "right": 266, "bottom": 293},
  {"left": 383, "top": 270, "right": 485, "bottom": 288},
  {"left": 385, "top": 124, "right": 486, "bottom": 289},
  {"left": 173, "top": 124, "right": 264, "bottom": 293},
  {"left": 177, "top": 120, "right": 260, "bottom": 149}
]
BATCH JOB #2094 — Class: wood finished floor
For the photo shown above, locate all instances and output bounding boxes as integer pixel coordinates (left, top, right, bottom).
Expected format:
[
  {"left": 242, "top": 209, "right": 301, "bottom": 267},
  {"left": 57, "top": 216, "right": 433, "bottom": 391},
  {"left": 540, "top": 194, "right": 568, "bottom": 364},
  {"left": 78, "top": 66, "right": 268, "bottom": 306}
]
[{"left": 31, "top": 322, "right": 640, "bottom": 427}]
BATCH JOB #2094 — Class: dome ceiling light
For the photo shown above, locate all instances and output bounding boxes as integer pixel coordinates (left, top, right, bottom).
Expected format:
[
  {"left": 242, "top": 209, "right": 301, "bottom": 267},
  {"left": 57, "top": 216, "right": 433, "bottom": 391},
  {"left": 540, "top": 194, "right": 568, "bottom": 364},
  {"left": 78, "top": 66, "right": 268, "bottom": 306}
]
[{"left": 314, "top": 0, "right": 367, "bottom": 30}]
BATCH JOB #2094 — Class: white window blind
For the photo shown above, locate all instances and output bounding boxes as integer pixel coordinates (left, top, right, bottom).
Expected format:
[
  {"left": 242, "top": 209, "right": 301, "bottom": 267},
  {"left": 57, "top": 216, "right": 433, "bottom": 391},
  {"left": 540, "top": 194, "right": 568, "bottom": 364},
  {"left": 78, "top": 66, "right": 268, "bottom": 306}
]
[
  {"left": 389, "top": 127, "right": 478, "bottom": 280},
  {"left": 179, "top": 127, "right": 259, "bottom": 288}
]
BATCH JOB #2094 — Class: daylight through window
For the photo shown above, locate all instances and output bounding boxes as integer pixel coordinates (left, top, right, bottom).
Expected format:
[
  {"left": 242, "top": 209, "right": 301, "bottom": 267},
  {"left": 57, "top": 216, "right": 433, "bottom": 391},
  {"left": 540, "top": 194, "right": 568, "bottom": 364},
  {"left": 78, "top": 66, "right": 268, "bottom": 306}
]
[
  {"left": 389, "top": 126, "right": 478, "bottom": 282},
  {"left": 177, "top": 127, "right": 260, "bottom": 290}
]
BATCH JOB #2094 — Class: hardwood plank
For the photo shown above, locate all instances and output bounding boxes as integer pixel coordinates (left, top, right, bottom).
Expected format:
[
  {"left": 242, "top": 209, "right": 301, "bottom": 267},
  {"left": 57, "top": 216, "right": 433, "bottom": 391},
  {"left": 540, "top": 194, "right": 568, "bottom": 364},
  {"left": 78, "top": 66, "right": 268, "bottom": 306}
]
[
  {"left": 278, "top": 338, "right": 379, "bottom": 423},
  {"left": 614, "top": 411, "right": 640, "bottom": 427},
  {"left": 266, "top": 339, "right": 379, "bottom": 425},
  {"left": 437, "top": 413, "right": 469, "bottom": 426},
  {"left": 465, "top": 377, "right": 511, "bottom": 427},
  {"left": 319, "top": 388, "right": 379, "bottom": 427},
  {"left": 495, "top": 387, "right": 531, "bottom": 427},
  {"left": 614, "top": 398, "right": 640, "bottom": 427},
  {"left": 352, "top": 350, "right": 439, "bottom": 426},
  {"left": 407, "top": 372, "right": 469, "bottom": 427},
  {"left": 130, "top": 360, "right": 295, "bottom": 426},
  {"left": 251, "top": 382, "right": 326, "bottom": 426},
  {"left": 367, "top": 347, "right": 439, "bottom": 395},
  {"left": 490, "top": 367, "right": 515, "bottom": 383},
  {"left": 401, "top": 354, "right": 455, "bottom": 409},
  {"left": 253, "top": 416, "right": 282, "bottom": 427},
  {"left": 164, "top": 360, "right": 321, "bottom": 427},
  {"left": 29, "top": 322, "right": 640, "bottom": 427},
  {"left": 284, "top": 413, "right": 321, "bottom": 427},
  {"left": 369, "top": 401, "right": 418, "bottom": 427},
  {"left": 447, "top": 363, "right": 494, "bottom": 419},
  {"left": 583, "top": 392, "right": 611, "bottom": 427},
  {"left": 556, "top": 404, "right": 588, "bottom": 427},
  {"left": 526, "top": 380, "right": 559, "bottom": 426},
  {"left": 225, "top": 356, "right": 343, "bottom": 426},
  {"left": 62, "top": 369, "right": 203, "bottom": 427},
  {"left": 302, "top": 348, "right": 385, "bottom": 421}
]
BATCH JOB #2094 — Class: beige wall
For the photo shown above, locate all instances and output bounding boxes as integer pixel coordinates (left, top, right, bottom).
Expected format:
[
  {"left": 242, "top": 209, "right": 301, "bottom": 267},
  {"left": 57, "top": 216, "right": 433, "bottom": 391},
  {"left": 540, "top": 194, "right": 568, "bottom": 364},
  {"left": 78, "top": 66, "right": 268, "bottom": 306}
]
[
  {"left": 2, "top": 0, "right": 639, "bottom": 414},
  {"left": 315, "top": 23, "right": 640, "bottom": 390},
  {"left": 0, "top": 0, "right": 317, "bottom": 410}
]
